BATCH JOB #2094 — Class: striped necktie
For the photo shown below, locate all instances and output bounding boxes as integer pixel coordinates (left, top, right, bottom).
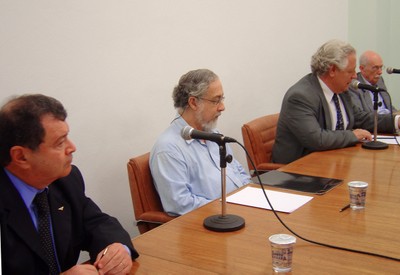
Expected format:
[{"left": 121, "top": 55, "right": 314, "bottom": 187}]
[{"left": 332, "top": 94, "right": 344, "bottom": 130}]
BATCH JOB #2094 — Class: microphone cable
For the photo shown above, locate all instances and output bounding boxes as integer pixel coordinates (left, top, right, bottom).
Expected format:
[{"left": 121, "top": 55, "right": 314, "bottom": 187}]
[{"left": 234, "top": 141, "right": 400, "bottom": 262}]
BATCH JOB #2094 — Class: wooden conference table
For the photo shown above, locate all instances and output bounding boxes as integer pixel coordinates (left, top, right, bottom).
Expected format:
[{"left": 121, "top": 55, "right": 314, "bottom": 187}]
[{"left": 130, "top": 143, "right": 400, "bottom": 274}]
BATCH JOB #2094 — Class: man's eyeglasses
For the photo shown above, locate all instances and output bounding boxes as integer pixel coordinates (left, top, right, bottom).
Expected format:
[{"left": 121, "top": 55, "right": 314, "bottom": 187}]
[
  {"left": 370, "top": 65, "right": 385, "bottom": 71},
  {"left": 198, "top": 96, "right": 225, "bottom": 106}
]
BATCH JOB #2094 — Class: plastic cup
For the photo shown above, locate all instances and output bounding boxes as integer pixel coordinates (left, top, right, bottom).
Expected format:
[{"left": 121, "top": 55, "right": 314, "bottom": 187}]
[
  {"left": 268, "top": 234, "right": 296, "bottom": 273},
  {"left": 348, "top": 181, "right": 368, "bottom": 210}
]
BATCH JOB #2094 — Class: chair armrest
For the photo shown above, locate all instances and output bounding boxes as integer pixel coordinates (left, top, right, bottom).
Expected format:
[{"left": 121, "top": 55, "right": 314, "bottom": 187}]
[
  {"left": 138, "top": 211, "right": 176, "bottom": 224},
  {"left": 257, "top": 162, "right": 285, "bottom": 171}
]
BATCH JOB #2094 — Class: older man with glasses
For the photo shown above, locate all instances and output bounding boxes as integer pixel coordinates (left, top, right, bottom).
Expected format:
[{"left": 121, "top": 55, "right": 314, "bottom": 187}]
[
  {"left": 150, "top": 69, "right": 251, "bottom": 216},
  {"left": 349, "top": 50, "right": 397, "bottom": 114}
]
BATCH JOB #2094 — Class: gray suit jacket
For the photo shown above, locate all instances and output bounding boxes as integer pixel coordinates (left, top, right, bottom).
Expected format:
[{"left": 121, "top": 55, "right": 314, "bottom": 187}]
[
  {"left": 272, "top": 74, "right": 395, "bottom": 164},
  {"left": 348, "top": 72, "right": 397, "bottom": 113}
]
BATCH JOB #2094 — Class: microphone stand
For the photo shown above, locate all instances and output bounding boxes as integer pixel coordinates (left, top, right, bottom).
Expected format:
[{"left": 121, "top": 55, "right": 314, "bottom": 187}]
[
  {"left": 362, "top": 90, "right": 388, "bottom": 150},
  {"left": 203, "top": 142, "right": 245, "bottom": 232}
]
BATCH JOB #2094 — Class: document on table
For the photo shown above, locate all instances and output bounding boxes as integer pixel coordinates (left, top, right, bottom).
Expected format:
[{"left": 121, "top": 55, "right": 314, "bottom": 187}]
[
  {"left": 374, "top": 135, "right": 399, "bottom": 145},
  {"left": 227, "top": 186, "right": 313, "bottom": 213}
]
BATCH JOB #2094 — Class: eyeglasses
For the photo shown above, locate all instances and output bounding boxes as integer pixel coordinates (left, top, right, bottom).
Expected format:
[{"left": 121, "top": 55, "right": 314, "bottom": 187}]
[
  {"left": 198, "top": 96, "right": 225, "bottom": 106},
  {"left": 370, "top": 65, "right": 385, "bottom": 71}
]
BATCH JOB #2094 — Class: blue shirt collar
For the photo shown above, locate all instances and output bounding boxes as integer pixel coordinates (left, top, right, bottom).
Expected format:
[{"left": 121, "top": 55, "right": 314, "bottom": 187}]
[{"left": 3, "top": 168, "right": 45, "bottom": 209}]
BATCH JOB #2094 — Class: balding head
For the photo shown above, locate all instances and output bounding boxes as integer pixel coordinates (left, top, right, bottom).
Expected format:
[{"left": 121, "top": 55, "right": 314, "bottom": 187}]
[{"left": 359, "top": 50, "right": 384, "bottom": 85}]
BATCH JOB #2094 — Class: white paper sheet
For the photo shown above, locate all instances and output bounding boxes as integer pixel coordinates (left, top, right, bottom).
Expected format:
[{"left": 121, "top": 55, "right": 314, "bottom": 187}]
[{"left": 226, "top": 186, "right": 313, "bottom": 213}]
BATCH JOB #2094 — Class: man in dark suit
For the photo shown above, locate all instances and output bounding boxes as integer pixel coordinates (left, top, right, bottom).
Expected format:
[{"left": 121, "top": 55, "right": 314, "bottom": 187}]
[
  {"left": 349, "top": 50, "right": 397, "bottom": 114},
  {"left": 272, "top": 40, "right": 398, "bottom": 164},
  {"left": 0, "top": 94, "right": 139, "bottom": 274}
]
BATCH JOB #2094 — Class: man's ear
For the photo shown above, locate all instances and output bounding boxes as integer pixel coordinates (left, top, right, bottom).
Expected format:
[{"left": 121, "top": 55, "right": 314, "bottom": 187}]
[
  {"left": 328, "top": 64, "right": 337, "bottom": 77},
  {"left": 9, "top": 146, "right": 30, "bottom": 168},
  {"left": 187, "top": 96, "right": 199, "bottom": 111}
]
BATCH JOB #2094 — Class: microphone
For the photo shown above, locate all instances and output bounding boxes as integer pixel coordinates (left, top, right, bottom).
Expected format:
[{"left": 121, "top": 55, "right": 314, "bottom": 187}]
[
  {"left": 181, "top": 126, "right": 237, "bottom": 144},
  {"left": 350, "top": 80, "right": 386, "bottom": 92},
  {"left": 181, "top": 125, "right": 244, "bottom": 231},
  {"left": 386, "top": 67, "right": 400, "bottom": 74}
]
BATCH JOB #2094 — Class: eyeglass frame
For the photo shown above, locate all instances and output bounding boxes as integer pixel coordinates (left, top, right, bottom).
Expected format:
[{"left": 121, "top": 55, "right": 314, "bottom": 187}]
[
  {"left": 368, "top": 65, "right": 385, "bottom": 71},
  {"left": 197, "top": 96, "right": 225, "bottom": 106}
]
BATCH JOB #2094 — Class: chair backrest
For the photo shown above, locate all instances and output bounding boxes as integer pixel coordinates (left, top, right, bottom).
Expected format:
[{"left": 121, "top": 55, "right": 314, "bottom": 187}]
[
  {"left": 127, "top": 152, "right": 175, "bottom": 234},
  {"left": 241, "top": 113, "right": 284, "bottom": 173}
]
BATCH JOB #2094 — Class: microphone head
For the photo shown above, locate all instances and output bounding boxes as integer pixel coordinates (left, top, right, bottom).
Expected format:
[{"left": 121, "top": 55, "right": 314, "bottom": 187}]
[
  {"left": 181, "top": 126, "right": 193, "bottom": 140},
  {"left": 350, "top": 80, "right": 360, "bottom": 89},
  {"left": 386, "top": 67, "right": 393, "bottom": 74}
]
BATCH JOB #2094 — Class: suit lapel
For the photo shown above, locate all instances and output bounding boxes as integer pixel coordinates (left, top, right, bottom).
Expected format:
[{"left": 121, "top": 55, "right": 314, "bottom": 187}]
[
  {"left": 382, "top": 93, "right": 391, "bottom": 111},
  {"left": 356, "top": 73, "right": 372, "bottom": 111},
  {"left": 314, "top": 77, "right": 332, "bottom": 130},
  {"left": 377, "top": 78, "right": 392, "bottom": 111},
  {"left": 0, "top": 170, "right": 48, "bottom": 264},
  {"left": 362, "top": 89, "right": 374, "bottom": 111}
]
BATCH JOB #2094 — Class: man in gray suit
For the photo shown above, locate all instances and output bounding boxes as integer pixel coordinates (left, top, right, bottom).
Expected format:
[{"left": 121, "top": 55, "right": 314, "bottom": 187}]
[
  {"left": 272, "top": 39, "right": 398, "bottom": 164},
  {"left": 349, "top": 50, "right": 397, "bottom": 114}
]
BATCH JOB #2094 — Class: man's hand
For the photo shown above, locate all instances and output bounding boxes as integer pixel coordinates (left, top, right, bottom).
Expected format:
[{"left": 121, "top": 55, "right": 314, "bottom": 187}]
[
  {"left": 61, "top": 264, "right": 99, "bottom": 275},
  {"left": 94, "top": 243, "right": 132, "bottom": 275},
  {"left": 352, "top": 129, "right": 372, "bottom": 141}
]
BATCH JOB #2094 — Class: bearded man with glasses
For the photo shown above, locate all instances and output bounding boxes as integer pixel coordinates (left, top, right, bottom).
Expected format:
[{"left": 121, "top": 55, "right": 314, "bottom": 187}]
[{"left": 150, "top": 69, "right": 251, "bottom": 216}]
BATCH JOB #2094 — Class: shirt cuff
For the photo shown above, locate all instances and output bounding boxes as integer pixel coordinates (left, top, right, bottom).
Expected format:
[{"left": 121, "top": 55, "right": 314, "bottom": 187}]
[{"left": 123, "top": 245, "right": 131, "bottom": 257}]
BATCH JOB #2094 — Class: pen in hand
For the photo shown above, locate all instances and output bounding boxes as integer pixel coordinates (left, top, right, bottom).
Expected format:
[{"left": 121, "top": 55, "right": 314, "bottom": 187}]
[
  {"left": 96, "top": 246, "right": 108, "bottom": 270},
  {"left": 100, "top": 247, "right": 108, "bottom": 260},
  {"left": 339, "top": 204, "right": 350, "bottom": 212}
]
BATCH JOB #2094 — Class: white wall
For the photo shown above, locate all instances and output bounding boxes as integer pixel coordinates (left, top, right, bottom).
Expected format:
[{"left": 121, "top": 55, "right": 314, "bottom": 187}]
[
  {"left": 0, "top": 0, "right": 348, "bottom": 239},
  {"left": 349, "top": 0, "right": 400, "bottom": 108}
]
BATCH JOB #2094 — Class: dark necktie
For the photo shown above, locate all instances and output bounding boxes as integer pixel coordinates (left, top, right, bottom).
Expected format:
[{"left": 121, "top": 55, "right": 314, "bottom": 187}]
[
  {"left": 332, "top": 94, "right": 344, "bottom": 130},
  {"left": 33, "top": 191, "right": 59, "bottom": 275}
]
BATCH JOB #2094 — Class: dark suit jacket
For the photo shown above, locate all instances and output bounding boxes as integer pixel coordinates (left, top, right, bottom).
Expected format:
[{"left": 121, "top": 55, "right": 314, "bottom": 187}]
[
  {"left": 272, "top": 73, "right": 395, "bottom": 164},
  {"left": 0, "top": 166, "right": 139, "bottom": 275},
  {"left": 348, "top": 72, "right": 397, "bottom": 113}
]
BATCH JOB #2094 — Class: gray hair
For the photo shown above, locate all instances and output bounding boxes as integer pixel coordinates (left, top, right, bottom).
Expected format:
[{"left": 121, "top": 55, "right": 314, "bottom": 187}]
[
  {"left": 172, "top": 69, "right": 219, "bottom": 112},
  {"left": 310, "top": 39, "right": 356, "bottom": 76}
]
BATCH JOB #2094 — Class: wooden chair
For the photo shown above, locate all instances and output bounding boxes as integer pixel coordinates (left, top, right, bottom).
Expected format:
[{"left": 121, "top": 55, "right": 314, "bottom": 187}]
[
  {"left": 127, "top": 152, "right": 175, "bottom": 234},
  {"left": 241, "top": 113, "right": 285, "bottom": 175}
]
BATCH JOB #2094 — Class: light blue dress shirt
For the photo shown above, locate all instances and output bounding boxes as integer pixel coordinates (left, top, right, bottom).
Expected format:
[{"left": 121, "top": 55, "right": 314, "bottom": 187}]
[
  {"left": 150, "top": 116, "right": 251, "bottom": 216},
  {"left": 4, "top": 168, "right": 44, "bottom": 230}
]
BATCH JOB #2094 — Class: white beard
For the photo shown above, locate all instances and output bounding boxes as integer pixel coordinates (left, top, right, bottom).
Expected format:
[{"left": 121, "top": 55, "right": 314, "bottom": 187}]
[
  {"left": 202, "top": 118, "right": 218, "bottom": 132},
  {"left": 195, "top": 104, "right": 219, "bottom": 132}
]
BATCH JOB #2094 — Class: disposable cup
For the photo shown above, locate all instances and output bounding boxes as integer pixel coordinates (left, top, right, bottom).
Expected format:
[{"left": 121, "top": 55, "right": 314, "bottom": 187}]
[
  {"left": 268, "top": 234, "right": 296, "bottom": 273},
  {"left": 348, "top": 181, "right": 368, "bottom": 210}
]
